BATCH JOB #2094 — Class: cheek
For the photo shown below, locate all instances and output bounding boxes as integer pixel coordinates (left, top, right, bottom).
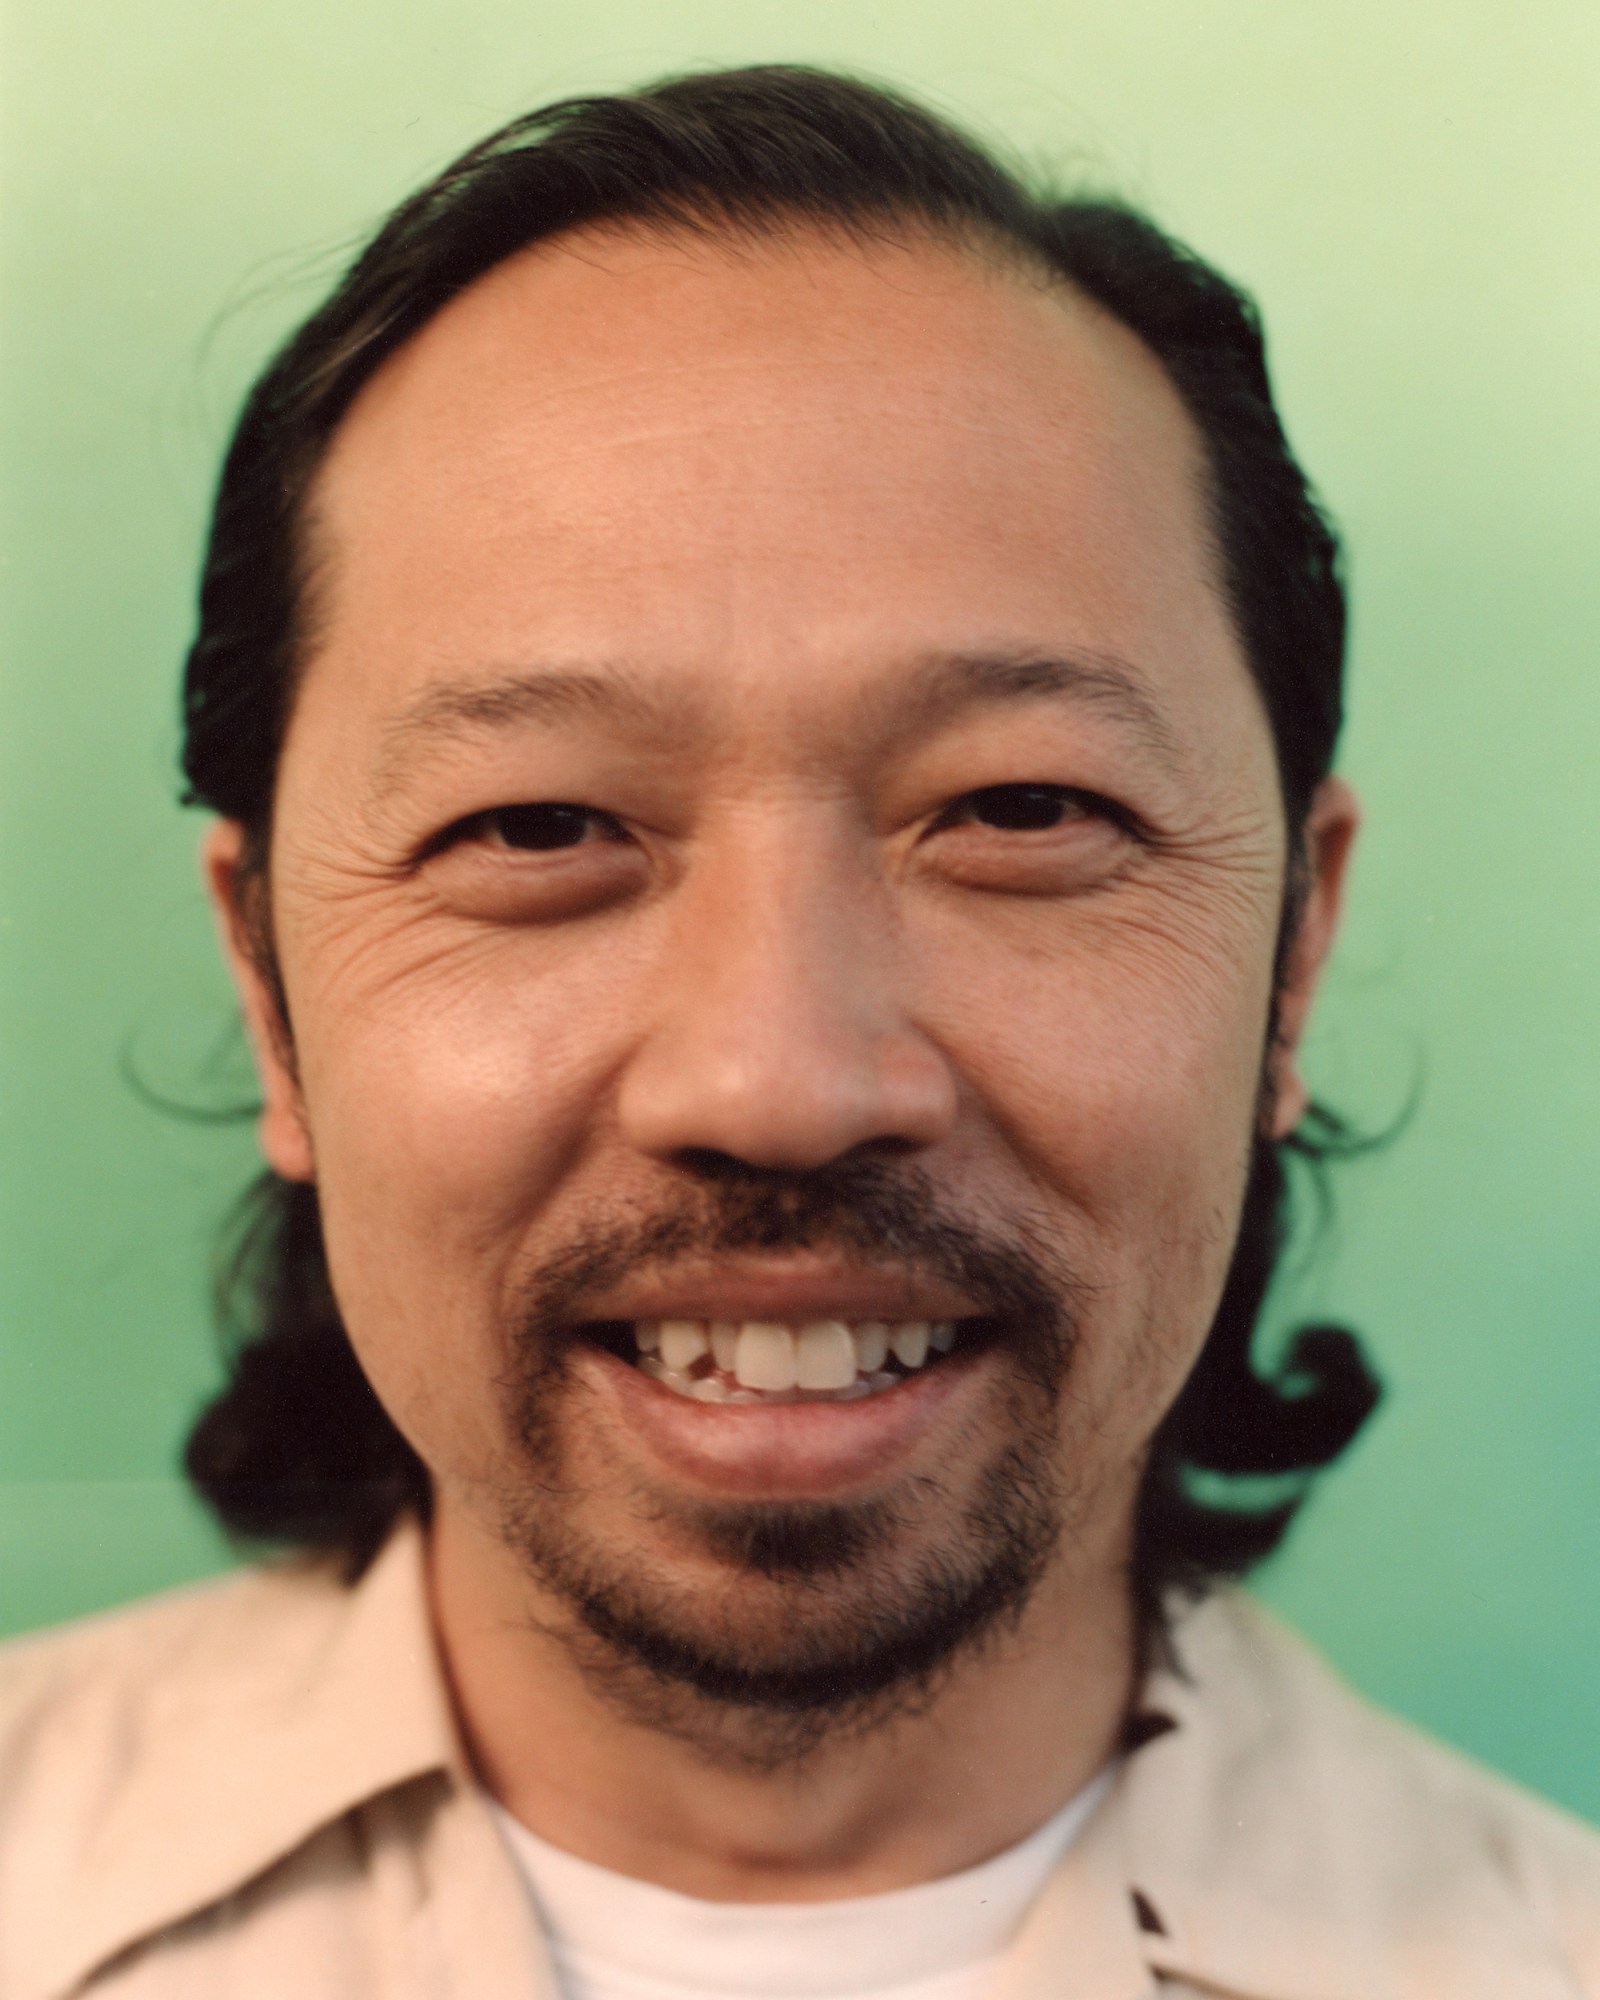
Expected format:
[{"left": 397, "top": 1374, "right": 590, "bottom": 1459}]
[
  {"left": 280, "top": 919, "right": 648, "bottom": 1465},
  {"left": 295, "top": 907, "right": 643, "bottom": 1185},
  {"left": 926, "top": 898, "right": 1274, "bottom": 1422},
  {"left": 936, "top": 884, "right": 1273, "bottom": 1176}
]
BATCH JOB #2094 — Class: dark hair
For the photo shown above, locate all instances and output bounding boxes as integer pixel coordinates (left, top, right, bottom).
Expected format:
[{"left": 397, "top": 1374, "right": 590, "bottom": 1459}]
[{"left": 180, "top": 64, "right": 1379, "bottom": 1601}]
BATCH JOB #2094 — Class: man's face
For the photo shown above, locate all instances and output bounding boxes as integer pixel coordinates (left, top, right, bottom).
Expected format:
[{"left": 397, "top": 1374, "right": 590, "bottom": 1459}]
[{"left": 215, "top": 225, "right": 1346, "bottom": 1737}]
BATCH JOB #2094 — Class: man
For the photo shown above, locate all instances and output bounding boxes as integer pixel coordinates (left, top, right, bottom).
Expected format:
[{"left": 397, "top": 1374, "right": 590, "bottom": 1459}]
[{"left": 1, "top": 64, "right": 1595, "bottom": 2000}]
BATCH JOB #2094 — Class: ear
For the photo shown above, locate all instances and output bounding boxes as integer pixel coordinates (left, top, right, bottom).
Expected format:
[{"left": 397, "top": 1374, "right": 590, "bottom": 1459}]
[
  {"left": 1268, "top": 775, "right": 1359, "bottom": 1140},
  {"left": 202, "top": 819, "right": 316, "bottom": 1183}
]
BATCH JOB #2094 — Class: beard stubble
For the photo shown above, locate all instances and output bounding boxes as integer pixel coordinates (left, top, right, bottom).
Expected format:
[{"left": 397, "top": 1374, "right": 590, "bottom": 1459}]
[{"left": 485, "top": 1156, "right": 1084, "bottom": 1768}]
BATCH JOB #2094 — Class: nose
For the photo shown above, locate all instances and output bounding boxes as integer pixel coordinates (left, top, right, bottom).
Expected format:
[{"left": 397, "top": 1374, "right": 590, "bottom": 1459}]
[{"left": 615, "top": 829, "right": 959, "bottom": 1172}]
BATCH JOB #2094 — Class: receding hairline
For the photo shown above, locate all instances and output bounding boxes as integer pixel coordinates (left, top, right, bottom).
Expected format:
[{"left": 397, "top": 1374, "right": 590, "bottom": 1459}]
[
  {"left": 299, "top": 206, "right": 1223, "bottom": 580},
  {"left": 306, "top": 205, "right": 1125, "bottom": 464}
]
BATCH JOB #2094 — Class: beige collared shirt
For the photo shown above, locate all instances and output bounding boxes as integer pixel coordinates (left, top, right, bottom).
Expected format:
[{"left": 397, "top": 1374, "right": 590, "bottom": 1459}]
[{"left": 1, "top": 1519, "right": 1595, "bottom": 2000}]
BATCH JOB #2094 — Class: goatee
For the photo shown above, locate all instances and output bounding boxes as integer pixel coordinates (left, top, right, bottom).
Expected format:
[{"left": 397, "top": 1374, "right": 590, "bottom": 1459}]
[{"left": 488, "top": 1155, "right": 1080, "bottom": 1768}]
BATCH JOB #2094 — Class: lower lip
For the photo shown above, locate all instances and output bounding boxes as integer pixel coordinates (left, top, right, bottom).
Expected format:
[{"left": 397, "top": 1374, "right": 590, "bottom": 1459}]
[{"left": 572, "top": 1343, "right": 989, "bottom": 1498}]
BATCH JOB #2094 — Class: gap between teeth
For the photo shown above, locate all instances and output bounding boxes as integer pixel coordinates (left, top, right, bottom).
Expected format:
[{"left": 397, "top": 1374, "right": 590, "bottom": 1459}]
[{"left": 634, "top": 1318, "right": 958, "bottom": 1400}]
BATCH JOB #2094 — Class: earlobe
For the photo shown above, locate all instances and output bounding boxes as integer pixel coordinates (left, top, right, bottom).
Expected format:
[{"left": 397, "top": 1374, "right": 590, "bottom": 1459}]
[
  {"left": 201, "top": 820, "right": 317, "bottom": 1184},
  {"left": 1268, "top": 776, "right": 1360, "bottom": 1141}
]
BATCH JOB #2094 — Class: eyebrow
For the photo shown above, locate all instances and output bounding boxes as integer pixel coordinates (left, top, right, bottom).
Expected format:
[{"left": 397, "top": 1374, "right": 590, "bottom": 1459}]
[
  {"left": 375, "top": 665, "right": 688, "bottom": 794},
  {"left": 373, "top": 644, "right": 1182, "bottom": 793},
  {"left": 879, "top": 647, "right": 1183, "bottom": 770}
]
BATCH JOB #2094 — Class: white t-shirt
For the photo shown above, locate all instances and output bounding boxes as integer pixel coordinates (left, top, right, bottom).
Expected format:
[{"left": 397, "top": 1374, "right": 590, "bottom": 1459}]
[{"left": 492, "top": 1771, "right": 1113, "bottom": 2000}]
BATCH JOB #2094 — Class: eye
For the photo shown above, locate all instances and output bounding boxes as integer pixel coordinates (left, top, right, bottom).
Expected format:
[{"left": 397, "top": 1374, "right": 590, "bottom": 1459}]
[
  {"left": 922, "top": 782, "right": 1141, "bottom": 896},
  {"left": 465, "top": 803, "right": 626, "bottom": 851},
  {"left": 952, "top": 784, "right": 1091, "bottom": 833},
  {"left": 419, "top": 800, "right": 643, "bottom": 922}
]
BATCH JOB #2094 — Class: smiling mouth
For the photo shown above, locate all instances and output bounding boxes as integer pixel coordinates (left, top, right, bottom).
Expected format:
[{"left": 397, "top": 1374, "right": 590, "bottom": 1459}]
[{"left": 582, "top": 1316, "right": 982, "bottom": 1405}]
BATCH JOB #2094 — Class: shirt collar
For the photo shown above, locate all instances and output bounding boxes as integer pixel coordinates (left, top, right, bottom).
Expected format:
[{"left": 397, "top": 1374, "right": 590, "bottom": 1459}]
[{"left": 1101, "top": 1591, "right": 1575, "bottom": 2000}]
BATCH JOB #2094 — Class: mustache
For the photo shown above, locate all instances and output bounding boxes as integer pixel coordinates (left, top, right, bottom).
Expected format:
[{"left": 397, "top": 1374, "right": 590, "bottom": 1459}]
[{"left": 511, "top": 1154, "right": 1081, "bottom": 1386}]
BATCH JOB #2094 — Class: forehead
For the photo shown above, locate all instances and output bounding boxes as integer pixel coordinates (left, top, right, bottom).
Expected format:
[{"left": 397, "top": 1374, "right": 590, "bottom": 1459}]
[{"left": 299, "top": 221, "right": 1257, "bottom": 761}]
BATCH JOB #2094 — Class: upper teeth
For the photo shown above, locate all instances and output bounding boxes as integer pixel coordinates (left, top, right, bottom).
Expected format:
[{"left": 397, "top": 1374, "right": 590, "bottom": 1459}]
[{"left": 636, "top": 1318, "right": 957, "bottom": 1396}]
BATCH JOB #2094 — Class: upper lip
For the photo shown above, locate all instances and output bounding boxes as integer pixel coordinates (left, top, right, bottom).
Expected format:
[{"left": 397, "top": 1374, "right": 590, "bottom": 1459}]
[{"left": 573, "top": 1256, "right": 982, "bottom": 1328}]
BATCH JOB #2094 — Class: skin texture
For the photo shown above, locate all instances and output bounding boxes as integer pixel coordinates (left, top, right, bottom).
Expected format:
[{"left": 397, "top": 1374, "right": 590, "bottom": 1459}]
[{"left": 207, "top": 223, "right": 1355, "bottom": 1899}]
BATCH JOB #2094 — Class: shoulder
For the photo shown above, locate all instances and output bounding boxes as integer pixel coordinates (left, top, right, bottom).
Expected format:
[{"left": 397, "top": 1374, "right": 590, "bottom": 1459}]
[
  {"left": 0, "top": 1557, "right": 357, "bottom": 1993},
  {"left": 1210, "top": 1589, "right": 1600, "bottom": 1892},
  {"left": 1128, "top": 1590, "right": 1600, "bottom": 1998},
  {"left": 0, "top": 1552, "right": 353, "bottom": 1763},
  {"left": 0, "top": 1551, "right": 350, "bottom": 1830}
]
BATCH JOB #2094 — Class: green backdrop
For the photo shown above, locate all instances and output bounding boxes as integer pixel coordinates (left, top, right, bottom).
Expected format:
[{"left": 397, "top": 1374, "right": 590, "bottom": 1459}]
[{"left": 3, "top": 0, "right": 1596, "bottom": 1822}]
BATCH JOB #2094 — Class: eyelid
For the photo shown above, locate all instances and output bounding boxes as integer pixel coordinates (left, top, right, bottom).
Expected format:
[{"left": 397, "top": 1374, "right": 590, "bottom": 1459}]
[
  {"left": 932, "top": 783, "right": 1146, "bottom": 837},
  {"left": 419, "top": 802, "right": 629, "bottom": 860},
  {"left": 419, "top": 785, "right": 1146, "bottom": 865}
]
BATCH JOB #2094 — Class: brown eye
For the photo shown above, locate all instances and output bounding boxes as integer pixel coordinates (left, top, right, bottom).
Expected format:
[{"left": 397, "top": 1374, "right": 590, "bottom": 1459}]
[
  {"left": 962, "top": 785, "right": 1084, "bottom": 831},
  {"left": 481, "top": 804, "right": 620, "bottom": 850}
]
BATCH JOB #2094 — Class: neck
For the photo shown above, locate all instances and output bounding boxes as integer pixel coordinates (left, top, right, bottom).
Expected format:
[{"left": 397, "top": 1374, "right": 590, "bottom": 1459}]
[{"left": 425, "top": 1496, "right": 1138, "bottom": 1901}]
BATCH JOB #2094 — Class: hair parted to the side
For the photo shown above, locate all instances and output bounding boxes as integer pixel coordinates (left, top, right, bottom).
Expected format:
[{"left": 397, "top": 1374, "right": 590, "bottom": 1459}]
[{"left": 180, "top": 63, "right": 1379, "bottom": 1603}]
